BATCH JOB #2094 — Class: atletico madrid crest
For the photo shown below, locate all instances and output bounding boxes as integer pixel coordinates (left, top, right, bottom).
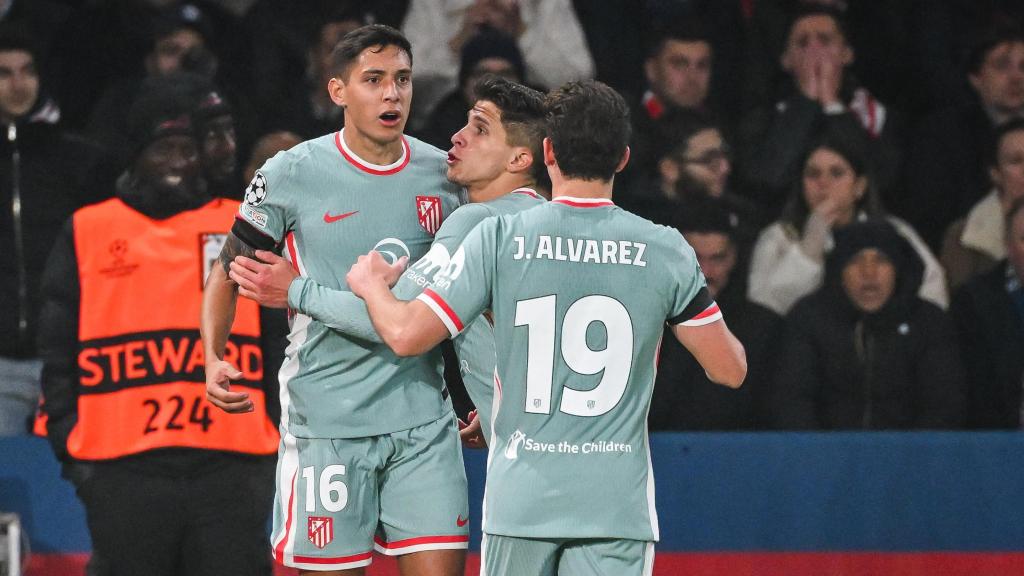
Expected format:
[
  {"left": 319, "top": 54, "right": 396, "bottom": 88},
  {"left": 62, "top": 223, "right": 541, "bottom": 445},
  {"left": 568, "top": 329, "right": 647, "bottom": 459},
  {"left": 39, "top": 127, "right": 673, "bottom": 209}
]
[
  {"left": 308, "top": 516, "right": 333, "bottom": 549},
  {"left": 416, "top": 195, "right": 442, "bottom": 235}
]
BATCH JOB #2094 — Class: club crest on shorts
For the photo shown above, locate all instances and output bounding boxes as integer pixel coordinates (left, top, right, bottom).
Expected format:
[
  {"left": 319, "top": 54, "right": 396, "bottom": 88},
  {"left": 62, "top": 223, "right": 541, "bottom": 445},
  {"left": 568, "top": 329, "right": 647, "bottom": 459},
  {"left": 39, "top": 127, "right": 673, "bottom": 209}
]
[
  {"left": 245, "top": 171, "right": 267, "bottom": 207},
  {"left": 308, "top": 516, "right": 333, "bottom": 549},
  {"left": 416, "top": 195, "right": 442, "bottom": 235}
]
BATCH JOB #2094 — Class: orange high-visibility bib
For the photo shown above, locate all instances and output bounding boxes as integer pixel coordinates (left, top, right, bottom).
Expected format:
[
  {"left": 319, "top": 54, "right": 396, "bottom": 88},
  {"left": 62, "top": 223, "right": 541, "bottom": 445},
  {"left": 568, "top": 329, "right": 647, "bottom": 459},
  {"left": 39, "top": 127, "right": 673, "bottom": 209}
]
[{"left": 64, "top": 197, "right": 278, "bottom": 460}]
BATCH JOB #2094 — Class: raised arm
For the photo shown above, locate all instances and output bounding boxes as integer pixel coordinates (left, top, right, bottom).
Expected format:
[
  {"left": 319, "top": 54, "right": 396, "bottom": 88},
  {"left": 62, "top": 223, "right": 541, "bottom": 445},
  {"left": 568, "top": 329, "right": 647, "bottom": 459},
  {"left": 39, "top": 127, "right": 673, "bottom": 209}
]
[
  {"left": 201, "top": 234, "right": 256, "bottom": 413},
  {"left": 670, "top": 319, "right": 747, "bottom": 389},
  {"left": 346, "top": 251, "right": 450, "bottom": 357}
]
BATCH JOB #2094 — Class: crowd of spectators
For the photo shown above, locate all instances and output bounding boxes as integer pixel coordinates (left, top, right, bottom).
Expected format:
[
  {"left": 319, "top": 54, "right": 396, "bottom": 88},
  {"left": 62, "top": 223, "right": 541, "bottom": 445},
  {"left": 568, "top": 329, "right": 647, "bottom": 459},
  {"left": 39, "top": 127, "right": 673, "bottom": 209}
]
[{"left": 2, "top": 0, "right": 1024, "bottom": 436}]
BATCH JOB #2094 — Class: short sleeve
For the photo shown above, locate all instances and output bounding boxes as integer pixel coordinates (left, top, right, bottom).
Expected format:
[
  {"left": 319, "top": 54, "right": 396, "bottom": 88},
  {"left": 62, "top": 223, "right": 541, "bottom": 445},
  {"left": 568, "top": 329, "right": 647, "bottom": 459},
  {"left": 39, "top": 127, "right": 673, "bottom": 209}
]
[
  {"left": 664, "top": 231, "right": 722, "bottom": 326},
  {"left": 416, "top": 216, "right": 498, "bottom": 338},
  {"left": 233, "top": 152, "right": 292, "bottom": 250}
]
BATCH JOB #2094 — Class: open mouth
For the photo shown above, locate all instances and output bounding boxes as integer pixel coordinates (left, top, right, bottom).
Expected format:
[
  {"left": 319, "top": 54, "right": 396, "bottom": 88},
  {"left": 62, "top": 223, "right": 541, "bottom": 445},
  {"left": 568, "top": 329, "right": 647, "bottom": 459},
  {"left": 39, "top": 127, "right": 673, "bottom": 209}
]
[
  {"left": 447, "top": 151, "right": 459, "bottom": 165},
  {"left": 379, "top": 111, "right": 401, "bottom": 124},
  {"left": 162, "top": 175, "right": 183, "bottom": 186}
]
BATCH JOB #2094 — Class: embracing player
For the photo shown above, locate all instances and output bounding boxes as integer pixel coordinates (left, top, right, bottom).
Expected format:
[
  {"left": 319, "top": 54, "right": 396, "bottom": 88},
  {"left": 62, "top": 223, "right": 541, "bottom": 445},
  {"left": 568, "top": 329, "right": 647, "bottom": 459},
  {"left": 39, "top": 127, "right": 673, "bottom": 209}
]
[
  {"left": 345, "top": 80, "right": 747, "bottom": 575},
  {"left": 226, "top": 75, "right": 549, "bottom": 445}
]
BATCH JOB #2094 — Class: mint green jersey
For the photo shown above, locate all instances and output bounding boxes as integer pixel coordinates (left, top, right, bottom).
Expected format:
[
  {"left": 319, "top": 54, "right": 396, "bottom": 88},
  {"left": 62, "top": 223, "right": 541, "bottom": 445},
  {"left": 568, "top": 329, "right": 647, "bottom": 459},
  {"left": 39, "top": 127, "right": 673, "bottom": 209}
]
[
  {"left": 418, "top": 197, "right": 722, "bottom": 541},
  {"left": 234, "top": 130, "right": 463, "bottom": 438},
  {"left": 287, "top": 188, "right": 547, "bottom": 438}
]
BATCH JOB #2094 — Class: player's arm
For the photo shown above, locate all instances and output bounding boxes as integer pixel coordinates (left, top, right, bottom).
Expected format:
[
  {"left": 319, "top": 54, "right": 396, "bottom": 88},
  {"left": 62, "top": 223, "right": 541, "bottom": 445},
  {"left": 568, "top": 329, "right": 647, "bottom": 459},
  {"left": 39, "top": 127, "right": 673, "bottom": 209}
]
[
  {"left": 201, "top": 233, "right": 258, "bottom": 413},
  {"left": 670, "top": 318, "right": 747, "bottom": 389},
  {"left": 346, "top": 251, "right": 450, "bottom": 356}
]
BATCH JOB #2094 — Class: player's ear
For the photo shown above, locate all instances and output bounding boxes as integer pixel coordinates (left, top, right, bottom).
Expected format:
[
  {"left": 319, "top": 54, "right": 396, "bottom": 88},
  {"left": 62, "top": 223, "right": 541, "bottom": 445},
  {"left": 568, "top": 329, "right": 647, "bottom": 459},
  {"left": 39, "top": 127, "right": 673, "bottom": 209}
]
[
  {"left": 543, "top": 138, "right": 555, "bottom": 166},
  {"left": 615, "top": 146, "right": 631, "bottom": 174},
  {"left": 508, "top": 146, "right": 532, "bottom": 174},
  {"left": 328, "top": 77, "right": 347, "bottom": 108}
]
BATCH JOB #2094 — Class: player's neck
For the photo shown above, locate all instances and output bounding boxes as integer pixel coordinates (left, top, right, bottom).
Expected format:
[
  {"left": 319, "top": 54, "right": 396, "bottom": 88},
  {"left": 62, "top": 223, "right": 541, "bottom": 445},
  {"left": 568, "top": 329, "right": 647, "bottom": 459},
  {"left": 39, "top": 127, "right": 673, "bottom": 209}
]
[
  {"left": 551, "top": 178, "right": 613, "bottom": 201},
  {"left": 341, "top": 127, "right": 405, "bottom": 166},
  {"left": 468, "top": 173, "right": 533, "bottom": 204}
]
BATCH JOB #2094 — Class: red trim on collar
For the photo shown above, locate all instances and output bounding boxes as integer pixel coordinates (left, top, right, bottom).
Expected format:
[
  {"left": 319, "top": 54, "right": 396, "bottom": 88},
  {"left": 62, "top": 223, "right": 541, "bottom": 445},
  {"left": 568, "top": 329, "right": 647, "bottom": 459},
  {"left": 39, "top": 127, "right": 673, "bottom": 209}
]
[
  {"left": 551, "top": 197, "right": 615, "bottom": 208},
  {"left": 335, "top": 131, "right": 411, "bottom": 175},
  {"left": 512, "top": 188, "right": 542, "bottom": 200}
]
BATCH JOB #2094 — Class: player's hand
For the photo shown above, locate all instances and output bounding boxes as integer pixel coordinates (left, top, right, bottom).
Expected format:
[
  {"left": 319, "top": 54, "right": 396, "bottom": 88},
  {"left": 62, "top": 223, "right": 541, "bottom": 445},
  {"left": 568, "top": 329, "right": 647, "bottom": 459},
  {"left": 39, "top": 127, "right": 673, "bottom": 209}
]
[
  {"left": 347, "top": 251, "right": 408, "bottom": 298},
  {"left": 229, "top": 250, "right": 297, "bottom": 308},
  {"left": 458, "top": 410, "right": 487, "bottom": 449},
  {"left": 205, "top": 359, "right": 252, "bottom": 413}
]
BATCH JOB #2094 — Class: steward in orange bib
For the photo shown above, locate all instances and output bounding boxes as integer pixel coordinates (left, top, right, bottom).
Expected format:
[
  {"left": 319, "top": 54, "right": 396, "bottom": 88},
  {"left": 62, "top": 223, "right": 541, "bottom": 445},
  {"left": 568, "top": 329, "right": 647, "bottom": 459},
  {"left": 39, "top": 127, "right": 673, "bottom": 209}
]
[{"left": 36, "top": 73, "right": 284, "bottom": 576}]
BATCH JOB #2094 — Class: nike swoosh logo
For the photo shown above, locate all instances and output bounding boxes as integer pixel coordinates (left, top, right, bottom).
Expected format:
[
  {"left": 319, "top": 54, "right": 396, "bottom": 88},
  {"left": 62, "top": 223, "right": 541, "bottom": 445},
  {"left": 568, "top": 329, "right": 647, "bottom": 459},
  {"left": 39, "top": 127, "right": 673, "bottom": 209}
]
[
  {"left": 323, "top": 210, "right": 358, "bottom": 223},
  {"left": 456, "top": 515, "right": 469, "bottom": 527}
]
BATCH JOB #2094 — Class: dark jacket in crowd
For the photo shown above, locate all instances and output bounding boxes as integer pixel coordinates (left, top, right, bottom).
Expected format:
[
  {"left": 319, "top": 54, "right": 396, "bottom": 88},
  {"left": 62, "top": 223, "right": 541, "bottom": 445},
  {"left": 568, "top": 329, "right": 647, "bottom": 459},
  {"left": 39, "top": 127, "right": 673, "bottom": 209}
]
[
  {"left": 738, "top": 80, "right": 904, "bottom": 221},
  {"left": 899, "top": 96, "right": 996, "bottom": 251},
  {"left": 950, "top": 262, "right": 1024, "bottom": 429},
  {"left": 771, "top": 220, "right": 965, "bottom": 429},
  {"left": 0, "top": 108, "right": 106, "bottom": 359},
  {"left": 650, "top": 280, "right": 783, "bottom": 430}
]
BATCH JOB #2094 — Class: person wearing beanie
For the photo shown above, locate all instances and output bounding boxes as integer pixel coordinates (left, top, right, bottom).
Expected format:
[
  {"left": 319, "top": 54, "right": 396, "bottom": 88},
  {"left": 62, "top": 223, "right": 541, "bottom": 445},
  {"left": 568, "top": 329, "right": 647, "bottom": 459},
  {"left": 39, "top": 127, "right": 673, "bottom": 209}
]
[
  {"left": 192, "top": 86, "right": 239, "bottom": 198},
  {"left": 416, "top": 27, "right": 526, "bottom": 149},
  {"left": 649, "top": 197, "right": 782, "bottom": 430},
  {"left": 0, "top": 27, "right": 105, "bottom": 436},
  {"left": 35, "top": 74, "right": 281, "bottom": 575},
  {"left": 770, "top": 219, "right": 965, "bottom": 430}
]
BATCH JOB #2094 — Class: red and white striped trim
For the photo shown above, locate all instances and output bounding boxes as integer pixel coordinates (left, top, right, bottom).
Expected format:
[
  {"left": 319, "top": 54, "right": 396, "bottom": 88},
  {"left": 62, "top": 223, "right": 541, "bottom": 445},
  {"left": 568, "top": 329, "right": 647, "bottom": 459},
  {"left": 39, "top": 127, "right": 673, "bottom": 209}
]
[
  {"left": 551, "top": 196, "right": 614, "bottom": 208},
  {"left": 417, "top": 288, "right": 464, "bottom": 337},
  {"left": 681, "top": 302, "right": 722, "bottom": 327},
  {"left": 335, "top": 129, "right": 410, "bottom": 175},
  {"left": 373, "top": 535, "right": 469, "bottom": 556},
  {"left": 511, "top": 188, "right": 543, "bottom": 200},
  {"left": 276, "top": 550, "right": 373, "bottom": 571}
]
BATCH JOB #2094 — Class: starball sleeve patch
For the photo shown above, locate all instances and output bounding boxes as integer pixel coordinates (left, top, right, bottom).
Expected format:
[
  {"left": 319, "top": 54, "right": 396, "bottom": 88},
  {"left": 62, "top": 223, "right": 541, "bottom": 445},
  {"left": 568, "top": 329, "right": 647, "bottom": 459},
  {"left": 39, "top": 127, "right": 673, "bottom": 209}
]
[{"left": 244, "top": 171, "right": 268, "bottom": 207}]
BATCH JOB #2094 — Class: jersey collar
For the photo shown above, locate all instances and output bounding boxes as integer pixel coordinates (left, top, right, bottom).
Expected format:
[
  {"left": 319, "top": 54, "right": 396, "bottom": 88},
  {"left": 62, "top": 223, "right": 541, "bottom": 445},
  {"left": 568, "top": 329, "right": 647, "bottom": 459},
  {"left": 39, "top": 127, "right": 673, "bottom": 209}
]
[
  {"left": 511, "top": 188, "right": 544, "bottom": 200},
  {"left": 335, "top": 129, "right": 411, "bottom": 176},
  {"left": 551, "top": 196, "right": 615, "bottom": 208}
]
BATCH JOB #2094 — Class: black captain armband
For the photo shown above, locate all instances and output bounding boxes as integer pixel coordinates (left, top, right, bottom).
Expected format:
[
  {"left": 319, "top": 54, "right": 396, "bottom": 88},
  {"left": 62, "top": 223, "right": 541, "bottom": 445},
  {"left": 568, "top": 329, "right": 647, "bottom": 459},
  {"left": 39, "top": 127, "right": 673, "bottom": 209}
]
[
  {"left": 668, "top": 287, "right": 716, "bottom": 326},
  {"left": 218, "top": 219, "right": 280, "bottom": 273}
]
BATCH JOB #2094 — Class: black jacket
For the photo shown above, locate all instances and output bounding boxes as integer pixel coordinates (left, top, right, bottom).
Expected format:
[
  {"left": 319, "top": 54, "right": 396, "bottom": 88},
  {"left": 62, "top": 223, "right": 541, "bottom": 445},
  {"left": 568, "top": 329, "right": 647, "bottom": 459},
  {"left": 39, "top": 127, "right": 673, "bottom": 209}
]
[
  {"left": 771, "top": 225, "right": 965, "bottom": 429},
  {"left": 0, "top": 114, "right": 106, "bottom": 358},
  {"left": 650, "top": 281, "right": 783, "bottom": 430},
  {"left": 950, "top": 262, "right": 1024, "bottom": 429}
]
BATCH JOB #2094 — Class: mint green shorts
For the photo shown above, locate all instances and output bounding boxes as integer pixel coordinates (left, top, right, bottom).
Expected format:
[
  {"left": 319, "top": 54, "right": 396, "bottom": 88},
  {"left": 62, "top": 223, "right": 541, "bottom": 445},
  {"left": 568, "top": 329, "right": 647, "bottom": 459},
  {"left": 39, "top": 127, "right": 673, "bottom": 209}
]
[
  {"left": 271, "top": 413, "right": 469, "bottom": 571},
  {"left": 481, "top": 534, "right": 655, "bottom": 576}
]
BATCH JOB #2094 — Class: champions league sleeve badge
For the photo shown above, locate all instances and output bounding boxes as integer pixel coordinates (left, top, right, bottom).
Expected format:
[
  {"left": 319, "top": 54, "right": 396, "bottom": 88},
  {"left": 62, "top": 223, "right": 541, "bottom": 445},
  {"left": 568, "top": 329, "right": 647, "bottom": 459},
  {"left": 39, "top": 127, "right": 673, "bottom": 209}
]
[{"left": 245, "top": 171, "right": 268, "bottom": 207}]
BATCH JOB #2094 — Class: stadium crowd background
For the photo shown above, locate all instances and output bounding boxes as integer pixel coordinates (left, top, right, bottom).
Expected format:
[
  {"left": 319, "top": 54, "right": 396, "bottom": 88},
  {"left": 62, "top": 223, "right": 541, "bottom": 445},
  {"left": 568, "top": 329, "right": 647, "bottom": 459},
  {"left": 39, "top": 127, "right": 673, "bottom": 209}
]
[{"left": 2, "top": 0, "right": 1024, "bottom": 574}]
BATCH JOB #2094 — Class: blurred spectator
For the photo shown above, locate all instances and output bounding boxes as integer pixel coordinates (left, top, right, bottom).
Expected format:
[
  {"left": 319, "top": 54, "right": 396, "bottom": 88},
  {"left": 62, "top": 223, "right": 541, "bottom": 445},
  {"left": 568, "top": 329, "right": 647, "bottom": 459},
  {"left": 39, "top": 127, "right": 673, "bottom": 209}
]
[
  {"left": 620, "top": 109, "right": 760, "bottom": 250},
  {"left": 36, "top": 75, "right": 280, "bottom": 574},
  {"left": 401, "top": 0, "right": 594, "bottom": 128},
  {"left": 416, "top": 28, "right": 525, "bottom": 149},
  {"left": 941, "top": 118, "right": 1024, "bottom": 290},
  {"left": 256, "top": 5, "right": 364, "bottom": 138},
  {"left": 85, "top": 4, "right": 217, "bottom": 165},
  {"left": 625, "top": 20, "right": 716, "bottom": 178},
  {"left": 52, "top": 0, "right": 241, "bottom": 130},
  {"left": 243, "top": 130, "right": 300, "bottom": 182},
  {"left": 902, "top": 26, "right": 1024, "bottom": 250},
  {"left": 738, "top": 6, "right": 903, "bottom": 217},
  {"left": 649, "top": 199, "right": 781, "bottom": 430},
  {"left": 771, "top": 219, "right": 965, "bottom": 430},
  {"left": 0, "top": 29, "right": 104, "bottom": 435},
  {"left": 193, "top": 84, "right": 240, "bottom": 197},
  {"left": 747, "top": 128, "right": 947, "bottom": 315},
  {"left": 950, "top": 197, "right": 1024, "bottom": 429},
  {"left": 0, "top": 1, "right": 71, "bottom": 91}
]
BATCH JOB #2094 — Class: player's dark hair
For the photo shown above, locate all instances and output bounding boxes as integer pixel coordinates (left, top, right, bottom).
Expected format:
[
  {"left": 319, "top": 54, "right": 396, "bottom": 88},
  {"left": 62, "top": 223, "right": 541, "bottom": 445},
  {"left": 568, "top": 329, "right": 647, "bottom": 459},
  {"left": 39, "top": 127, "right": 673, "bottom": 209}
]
[
  {"left": 987, "top": 117, "right": 1024, "bottom": 169},
  {"left": 331, "top": 24, "right": 412, "bottom": 80},
  {"left": 473, "top": 74, "right": 549, "bottom": 192},
  {"left": 544, "top": 80, "right": 631, "bottom": 182}
]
